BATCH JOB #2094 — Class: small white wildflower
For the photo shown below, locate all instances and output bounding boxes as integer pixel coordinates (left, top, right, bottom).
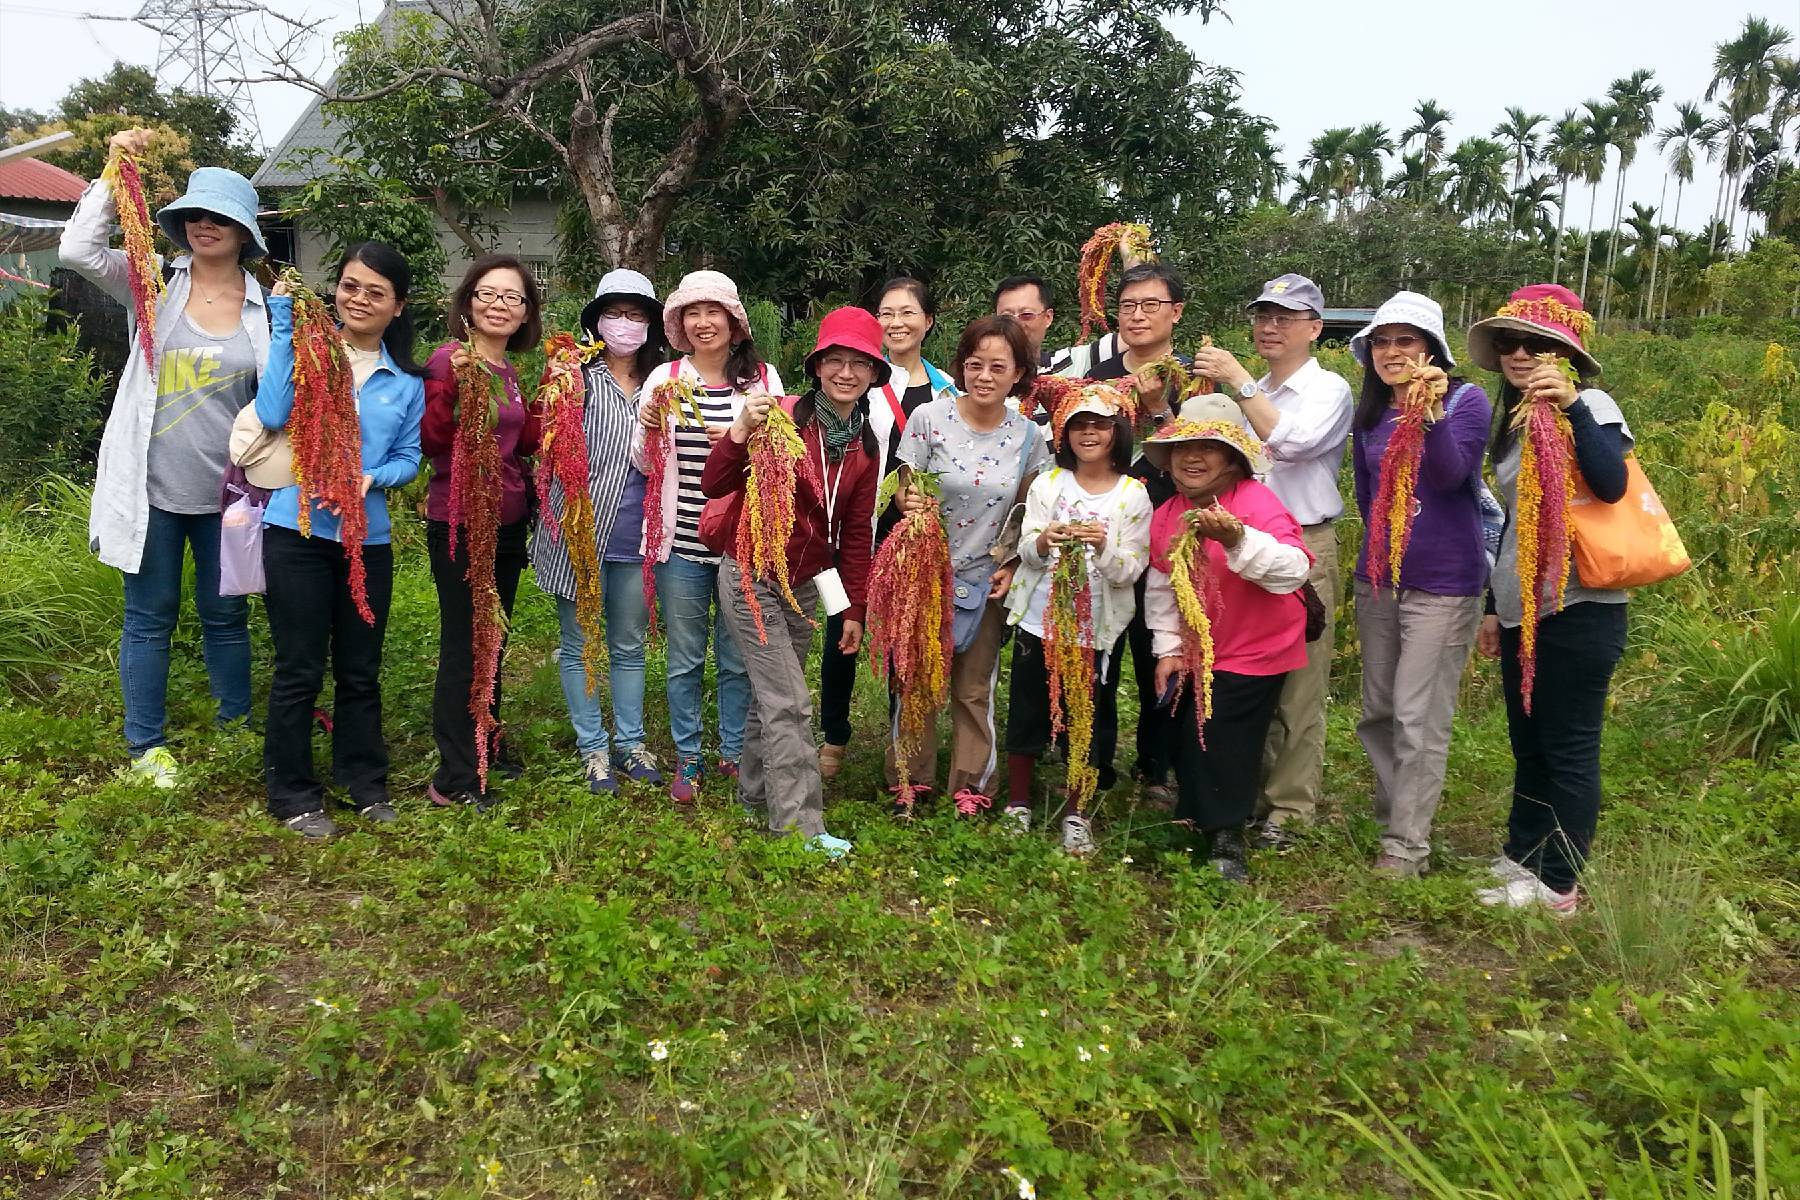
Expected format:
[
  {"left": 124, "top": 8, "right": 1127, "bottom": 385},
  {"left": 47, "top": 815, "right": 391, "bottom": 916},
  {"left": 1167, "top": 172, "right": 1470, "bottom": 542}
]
[
  {"left": 479, "top": 1157, "right": 502, "bottom": 1183},
  {"left": 1098, "top": 1043, "right": 1110, "bottom": 1054},
  {"left": 943, "top": 874, "right": 958, "bottom": 887},
  {"left": 308, "top": 996, "right": 340, "bottom": 1014},
  {"left": 908, "top": 867, "right": 919, "bottom": 879},
  {"left": 647, "top": 1039, "right": 669, "bottom": 1061},
  {"left": 1002, "top": 1166, "right": 1036, "bottom": 1199},
  {"left": 1100, "top": 1023, "right": 1112, "bottom": 1034},
  {"left": 908, "top": 898, "right": 920, "bottom": 908},
  {"left": 678, "top": 1099, "right": 698, "bottom": 1112},
  {"left": 1010, "top": 1035, "right": 1024, "bottom": 1049},
  {"left": 980, "top": 918, "right": 991, "bottom": 927},
  {"left": 1121, "top": 855, "right": 1134, "bottom": 864},
  {"left": 1038, "top": 1008, "right": 1049, "bottom": 1018},
  {"left": 1077, "top": 1045, "right": 1092, "bottom": 1063}
]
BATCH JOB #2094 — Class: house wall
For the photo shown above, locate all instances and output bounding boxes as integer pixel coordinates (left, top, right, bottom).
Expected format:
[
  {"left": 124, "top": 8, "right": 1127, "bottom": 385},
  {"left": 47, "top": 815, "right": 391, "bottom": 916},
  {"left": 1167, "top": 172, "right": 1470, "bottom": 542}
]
[
  {"left": 290, "top": 194, "right": 565, "bottom": 301},
  {"left": 1, "top": 197, "right": 75, "bottom": 305}
]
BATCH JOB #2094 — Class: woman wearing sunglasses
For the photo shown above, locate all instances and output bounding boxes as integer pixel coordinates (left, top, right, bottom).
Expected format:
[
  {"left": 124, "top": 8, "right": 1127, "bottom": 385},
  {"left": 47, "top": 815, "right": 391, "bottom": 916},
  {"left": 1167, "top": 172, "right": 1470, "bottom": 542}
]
[
  {"left": 1466, "top": 285, "right": 1630, "bottom": 915},
  {"left": 1348, "top": 292, "right": 1493, "bottom": 879},
  {"left": 59, "top": 126, "right": 272, "bottom": 789},
  {"left": 420, "top": 255, "right": 545, "bottom": 810}
]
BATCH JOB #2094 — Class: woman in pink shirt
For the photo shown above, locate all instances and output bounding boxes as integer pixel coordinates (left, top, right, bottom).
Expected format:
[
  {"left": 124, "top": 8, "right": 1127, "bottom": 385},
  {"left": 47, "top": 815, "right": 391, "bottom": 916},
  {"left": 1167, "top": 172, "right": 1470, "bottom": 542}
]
[{"left": 1143, "top": 397, "right": 1313, "bottom": 883}]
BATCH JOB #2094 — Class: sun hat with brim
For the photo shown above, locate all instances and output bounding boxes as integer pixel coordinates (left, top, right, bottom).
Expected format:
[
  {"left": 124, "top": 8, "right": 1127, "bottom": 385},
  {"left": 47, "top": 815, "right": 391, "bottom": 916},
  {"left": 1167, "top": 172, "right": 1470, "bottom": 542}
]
[
  {"left": 1143, "top": 393, "right": 1271, "bottom": 475},
  {"left": 663, "top": 269, "right": 751, "bottom": 353},
  {"left": 1349, "top": 290, "right": 1453, "bottom": 368},
  {"left": 228, "top": 403, "right": 293, "bottom": 489},
  {"left": 580, "top": 268, "right": 661, "bottom": 340},
  {"left": 1466, "top": 283, "right": 1600, "bottom": 377},
  {"left": 156, "top": 167, "right": 267, "bottom": 260},
  {"left": 1049, "top": 381, "right": 1132, "bottom": 448},
  {"left": 804, "top": 306, "right": 892, "bottom": 387}
]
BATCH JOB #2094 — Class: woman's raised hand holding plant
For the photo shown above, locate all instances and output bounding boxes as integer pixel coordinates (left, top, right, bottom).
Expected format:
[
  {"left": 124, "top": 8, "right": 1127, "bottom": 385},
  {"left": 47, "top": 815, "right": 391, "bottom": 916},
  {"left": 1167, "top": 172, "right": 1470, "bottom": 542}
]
[{"left": 730, "top": 391, "right": 774, "bottom": 443}]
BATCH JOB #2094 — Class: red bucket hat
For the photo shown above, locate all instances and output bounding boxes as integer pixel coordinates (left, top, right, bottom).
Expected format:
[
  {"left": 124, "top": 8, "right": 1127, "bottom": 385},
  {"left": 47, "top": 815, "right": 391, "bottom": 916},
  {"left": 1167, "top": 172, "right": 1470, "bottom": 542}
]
[
  {"left": 805, "top": 306, "right": 892, "bottom": 387},
  {"left": 1466, "top": 283, "right": 1601, "bottom": 377}
]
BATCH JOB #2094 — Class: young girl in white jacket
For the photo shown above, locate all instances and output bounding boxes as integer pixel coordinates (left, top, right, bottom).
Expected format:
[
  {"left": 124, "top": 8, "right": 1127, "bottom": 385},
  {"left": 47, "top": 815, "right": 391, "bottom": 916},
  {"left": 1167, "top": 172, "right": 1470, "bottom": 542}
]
[{"left": 1002, "top": 383, "right": 1153, "bottom": 854}]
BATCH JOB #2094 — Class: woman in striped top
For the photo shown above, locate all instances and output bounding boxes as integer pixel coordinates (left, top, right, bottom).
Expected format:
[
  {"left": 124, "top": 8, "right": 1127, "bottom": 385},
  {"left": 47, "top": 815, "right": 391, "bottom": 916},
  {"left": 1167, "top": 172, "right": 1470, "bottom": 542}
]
[
  {"left": 532, "top": 269, "right": 669, "bottom": 795},
  {"left": 632, "top": 270, "right": 783, "bottom": 804}
]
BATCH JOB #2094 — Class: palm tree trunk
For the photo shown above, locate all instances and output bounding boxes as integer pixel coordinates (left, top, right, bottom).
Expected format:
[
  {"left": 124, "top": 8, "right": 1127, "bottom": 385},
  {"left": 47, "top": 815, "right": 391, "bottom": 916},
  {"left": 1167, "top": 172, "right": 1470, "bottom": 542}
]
[
  {"left": 1579, "top": 182, "right": 1600, "bottom": 297},
  {"left": 1601, "top": 166, "right": 1627, "bottom": 324},
  {"left": 1644, "top": 175, "right": 1668, "bottom": 324},
  {"left": 1552, "top": 177, "right": 1570, "bottom": 282},
  {"left": 1710, "top": 164, "right": 1730, "bottom": 254},
  {"left": 1661, "top": 177, "right": 1684, "bottom": 323}
]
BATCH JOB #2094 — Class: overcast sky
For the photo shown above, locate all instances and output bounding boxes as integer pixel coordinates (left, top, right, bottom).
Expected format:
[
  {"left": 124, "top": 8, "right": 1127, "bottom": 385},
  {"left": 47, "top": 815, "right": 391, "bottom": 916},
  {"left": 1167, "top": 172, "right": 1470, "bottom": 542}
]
[{"left": 1, "top": 0, "right": 1793, "bottom": 235}]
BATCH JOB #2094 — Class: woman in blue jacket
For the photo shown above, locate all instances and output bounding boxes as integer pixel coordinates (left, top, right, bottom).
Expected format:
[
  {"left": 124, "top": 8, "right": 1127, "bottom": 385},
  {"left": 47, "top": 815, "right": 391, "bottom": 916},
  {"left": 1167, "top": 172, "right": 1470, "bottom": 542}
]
[{"left": 253, "top": 243, "right": 427, "bottom": 837}]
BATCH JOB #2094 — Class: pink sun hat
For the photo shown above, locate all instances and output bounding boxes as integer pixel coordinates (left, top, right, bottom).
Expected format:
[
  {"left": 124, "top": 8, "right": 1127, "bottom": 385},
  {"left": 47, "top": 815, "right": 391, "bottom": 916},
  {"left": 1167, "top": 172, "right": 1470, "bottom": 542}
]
[
  {"left": 1466, "top": 283, "right": 1601, "bottom": 377},
  {"left": 663, "top": 269, "right": 752, "bottom": 354}
]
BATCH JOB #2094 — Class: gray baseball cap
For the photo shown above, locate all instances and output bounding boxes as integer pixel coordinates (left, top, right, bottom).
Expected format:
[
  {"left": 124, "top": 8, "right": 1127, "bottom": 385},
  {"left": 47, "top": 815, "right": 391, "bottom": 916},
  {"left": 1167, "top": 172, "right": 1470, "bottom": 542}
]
[{"left": 1247, "top": 273, "right": 1324, "bottom": 315}]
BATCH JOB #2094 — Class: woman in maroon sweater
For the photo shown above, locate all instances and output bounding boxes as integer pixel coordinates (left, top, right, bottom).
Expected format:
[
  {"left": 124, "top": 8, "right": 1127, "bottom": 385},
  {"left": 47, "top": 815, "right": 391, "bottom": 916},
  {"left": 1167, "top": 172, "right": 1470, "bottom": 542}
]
[
  {"left": 420, "top": 255, "right": 544, "bottom": 809},
  {"left": 701, "top": 307, "right": 881, "bottom": 858}
]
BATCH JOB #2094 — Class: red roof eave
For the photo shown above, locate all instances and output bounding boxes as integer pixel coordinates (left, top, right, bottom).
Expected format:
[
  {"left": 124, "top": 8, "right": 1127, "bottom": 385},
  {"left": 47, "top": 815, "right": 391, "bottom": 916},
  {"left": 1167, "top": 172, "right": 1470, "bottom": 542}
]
[{"left": 0, "top": 156, "right": 88, "bottom": 204}]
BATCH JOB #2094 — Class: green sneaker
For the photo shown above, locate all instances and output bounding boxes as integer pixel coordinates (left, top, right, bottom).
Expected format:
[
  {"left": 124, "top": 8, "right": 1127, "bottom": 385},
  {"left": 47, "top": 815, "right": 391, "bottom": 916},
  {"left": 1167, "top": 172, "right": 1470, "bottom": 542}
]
[{"left": 128, "top": 746, "right": 180, "bottom": 790}]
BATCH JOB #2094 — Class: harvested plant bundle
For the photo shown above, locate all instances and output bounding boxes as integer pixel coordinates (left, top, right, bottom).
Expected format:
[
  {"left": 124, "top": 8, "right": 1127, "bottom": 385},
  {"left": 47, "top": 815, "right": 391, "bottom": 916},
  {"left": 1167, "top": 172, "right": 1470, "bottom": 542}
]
[
  {"left": 105, "top": 154, "right": 161, "bottom": 371},
  {"left": 733, "top": 404, "right": 819, "bottom": 644},
  {"left": 1044, "top": 539, "right": 1099, "bottom": 811},
  {"left": 1076, "top": 222, "right": 1155, "bottom": 342},
  {"left": 449, "top": 348, "right": 507, "bottom": 789},
  {"left": 282, "top": 268, "right": 374, "bottom": 624},
  {"left": 1118, "top": 354, "right": 1187, "bottom": 413},
  {"left": 1021, "top": 374, "right": 1082, "bottom": 423},
  {"left": 640, "top": 376, "right": 708, "bottom": 636},
  {"left": 1168, "top": 524, "right": 1221, "bottom": 744},
  {"left": 866, "top": 470, "right": 953, "bottom": 797},
  {"left": 535, "top": 332, "right": 606, "bottom": 695},
  {"left": 1510, "top": 353, "right": 1579, "bottom": 712},
  {"left": 1365, "top": 356, "right": 1448, "bottom": 590}
]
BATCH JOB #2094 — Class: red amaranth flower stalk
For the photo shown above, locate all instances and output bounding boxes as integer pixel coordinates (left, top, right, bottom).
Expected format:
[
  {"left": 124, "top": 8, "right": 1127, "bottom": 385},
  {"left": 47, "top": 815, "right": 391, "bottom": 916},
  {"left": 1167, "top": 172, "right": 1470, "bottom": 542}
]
[
  {"left": 866, "top": 490, "right": 953, "bottom": 796},
  {"left": 1366, "top": 358, "right": 1446, "bottom": 591},
  {"left": 282, "top": 269, "right": 373, "bottom": 624},
  {"left": 1168, "top": 525, "right": 1223, "bottom": 746},
  {"left": 1075, "top": 222, "right": 1154, "bottom": 343},
  {"left": 732, "top": 404, "right": 819, "bottom": 644},
  {"left": 535, "top": 332, "right": 605, "bottom": 695},
  {"left": 1043, "top": 540, "right": 1099, "bottom": 812},
  {"left": 450, "top": 348, "right": 507, "bottom": 789},
  {"left": 105, "top": 154, "right": 161, "bottom": 372},
  {"left": 640, "top": 377, "right": 705, "bottom": 639},
  {"left": 1511, "top": 358, "right": 1576, "bottom": 712}
]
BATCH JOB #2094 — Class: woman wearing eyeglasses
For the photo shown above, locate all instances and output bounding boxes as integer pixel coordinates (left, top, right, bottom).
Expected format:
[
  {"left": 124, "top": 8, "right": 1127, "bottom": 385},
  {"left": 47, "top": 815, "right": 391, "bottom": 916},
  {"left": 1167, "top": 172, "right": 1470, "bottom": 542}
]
[
  {"left": 1348, "top": 291, "right": 1492, "bottom": 879},
  {"left": 420, "top": 254, "right": 545, "bottom": 810},
  {"left": 59, "top": 127, "right": 272, "bottom": 789},
  {"left": 531, "top": 269, "right": 670, "bottom": 795}
]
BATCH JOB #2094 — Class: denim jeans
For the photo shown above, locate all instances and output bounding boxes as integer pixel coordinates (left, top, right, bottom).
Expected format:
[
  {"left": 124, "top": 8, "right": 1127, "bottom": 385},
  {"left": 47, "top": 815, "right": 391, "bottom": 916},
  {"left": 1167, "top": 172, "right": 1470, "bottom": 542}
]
[
  {"left": 556, "top": 562, "right": 650, "bottom": 760},
  {"left": 120, "top": 506, "right": 251, "bottom": 755},
  {"left": 655, "top": 553, "right": 748, "bottom": 763}
]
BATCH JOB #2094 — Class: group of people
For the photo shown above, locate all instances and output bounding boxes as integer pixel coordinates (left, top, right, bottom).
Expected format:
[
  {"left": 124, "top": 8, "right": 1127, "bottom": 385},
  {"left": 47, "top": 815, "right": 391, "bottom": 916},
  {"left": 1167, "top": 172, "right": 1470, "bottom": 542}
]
[{"left": 62, "top": 132, "right": 1635, "bottom": 913}]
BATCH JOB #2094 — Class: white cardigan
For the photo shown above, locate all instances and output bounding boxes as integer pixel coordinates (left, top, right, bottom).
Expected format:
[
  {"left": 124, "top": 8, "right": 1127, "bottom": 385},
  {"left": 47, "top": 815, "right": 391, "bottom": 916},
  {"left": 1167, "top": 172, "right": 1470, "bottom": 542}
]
[
  {"left": 60, "top": 177, "right": 269, "bottom": 572},
  {"left": 629, "top": 356, "right": 783, "bottom": 562},
  {"left": 1004, "top": 468, "right": 1153, "bottom": 649}
]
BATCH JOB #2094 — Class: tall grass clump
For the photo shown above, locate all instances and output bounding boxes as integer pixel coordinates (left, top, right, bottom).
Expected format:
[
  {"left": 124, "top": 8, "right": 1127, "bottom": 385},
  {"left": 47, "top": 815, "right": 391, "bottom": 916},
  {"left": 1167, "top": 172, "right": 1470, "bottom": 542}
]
[{"left": 0, "top": 476, "right": 122, "bottom": 692}]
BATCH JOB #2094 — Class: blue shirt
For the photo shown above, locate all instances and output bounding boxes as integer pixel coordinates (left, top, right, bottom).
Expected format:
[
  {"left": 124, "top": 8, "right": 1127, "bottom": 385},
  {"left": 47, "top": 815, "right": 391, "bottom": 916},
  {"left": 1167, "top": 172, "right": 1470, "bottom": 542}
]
[{"left": 254, "top": 294, "right": 425, "bottom": 544}]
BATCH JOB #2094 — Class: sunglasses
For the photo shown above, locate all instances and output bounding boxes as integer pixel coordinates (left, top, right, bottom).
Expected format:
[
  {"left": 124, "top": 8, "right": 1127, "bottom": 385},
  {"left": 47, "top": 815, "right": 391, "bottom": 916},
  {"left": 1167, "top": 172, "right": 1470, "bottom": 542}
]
[
  {"left": 1491, "top": 333, "right": 1567, "bottom": 358},
  {"left": 183, "top": 209, "right": 234, "bottom": 228}
]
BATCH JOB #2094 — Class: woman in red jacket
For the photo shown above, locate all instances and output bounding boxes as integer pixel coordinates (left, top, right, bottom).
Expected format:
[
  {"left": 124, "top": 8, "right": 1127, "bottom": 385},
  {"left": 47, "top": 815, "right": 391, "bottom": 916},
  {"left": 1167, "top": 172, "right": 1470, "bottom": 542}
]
[
  {"left": 420, "top": 255, "right": 544, "bottom": 810},
  {"left": 701, "top": 308, "right": 882, "bottom": 858}
]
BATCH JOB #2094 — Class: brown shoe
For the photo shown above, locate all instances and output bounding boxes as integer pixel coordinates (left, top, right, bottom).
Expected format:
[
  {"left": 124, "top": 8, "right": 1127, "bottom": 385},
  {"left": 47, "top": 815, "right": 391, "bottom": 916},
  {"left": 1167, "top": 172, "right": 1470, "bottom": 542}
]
[
  {"left": 819, "top": 743, "right": 846, "bottom": 779},
  {"left": 1372, "top": 853, "right": 1425, "bottom": 879}
]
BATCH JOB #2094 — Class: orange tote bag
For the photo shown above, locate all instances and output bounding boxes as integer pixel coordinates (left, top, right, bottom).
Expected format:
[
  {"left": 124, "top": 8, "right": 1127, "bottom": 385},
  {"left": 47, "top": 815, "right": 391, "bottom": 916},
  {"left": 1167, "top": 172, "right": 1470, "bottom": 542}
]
[{"left": 1568, "top": 454, "right": 1691, "bottom": 589}]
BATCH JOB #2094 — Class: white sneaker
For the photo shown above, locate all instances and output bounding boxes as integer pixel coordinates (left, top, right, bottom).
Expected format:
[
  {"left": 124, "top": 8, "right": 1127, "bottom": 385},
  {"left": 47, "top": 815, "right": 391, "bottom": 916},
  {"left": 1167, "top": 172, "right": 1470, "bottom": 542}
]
[
  {"left": 1487, "top": 854, "right": 1533, "bottom": 883},
  {"left": 128, "top": 746, "right": 180, "bottom": 789},
  {"left": 1002, "top": 804, "right": 1032, "bottom": 836},
  {"left": 1060, "top": 813, "right": 1096, "bottom": 856},
  {"left": 1476, "top": 874, "right": 1579, "bottom": 915}
]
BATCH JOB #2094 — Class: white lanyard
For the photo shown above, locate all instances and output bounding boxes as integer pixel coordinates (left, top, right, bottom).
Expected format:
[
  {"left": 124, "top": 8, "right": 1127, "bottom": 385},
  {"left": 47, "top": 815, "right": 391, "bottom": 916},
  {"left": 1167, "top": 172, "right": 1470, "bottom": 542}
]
[{"left": 815, "top": 433, "right": 846, "bottom": 549}]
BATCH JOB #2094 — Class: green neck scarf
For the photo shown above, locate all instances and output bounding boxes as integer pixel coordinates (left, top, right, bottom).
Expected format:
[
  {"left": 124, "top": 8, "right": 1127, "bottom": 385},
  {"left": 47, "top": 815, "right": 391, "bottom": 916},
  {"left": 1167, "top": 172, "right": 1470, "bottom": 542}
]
[{"left": 812, "top": 391, "right": 865, "bottom": 462}]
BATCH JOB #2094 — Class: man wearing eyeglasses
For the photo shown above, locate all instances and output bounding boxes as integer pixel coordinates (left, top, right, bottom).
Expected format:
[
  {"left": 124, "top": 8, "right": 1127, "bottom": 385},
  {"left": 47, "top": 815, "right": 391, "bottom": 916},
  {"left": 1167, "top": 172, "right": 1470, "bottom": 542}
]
[
  {"left": 1191, "top": 273, "right": 1354, "bottom": 846},
  {"left": 992, "top": 274, "right": 1117, "bottom": 377}
]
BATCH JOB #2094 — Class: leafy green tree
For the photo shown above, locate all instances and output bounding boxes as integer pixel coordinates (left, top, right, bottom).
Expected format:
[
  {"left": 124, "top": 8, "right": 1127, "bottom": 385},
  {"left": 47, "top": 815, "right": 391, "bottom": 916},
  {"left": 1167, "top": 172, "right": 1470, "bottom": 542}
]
[
  {"left": 287, "top": 158, "right": 450, "bottom": 335},
  {"left": 26, "top": 63, "right": 260, "bottom": 180},
  {"left": 1599, "top": 69, "right": 1662, "bottom": 321},
  {"left": 1401, "top": 99, "right": 1453, "bottom": 172}
]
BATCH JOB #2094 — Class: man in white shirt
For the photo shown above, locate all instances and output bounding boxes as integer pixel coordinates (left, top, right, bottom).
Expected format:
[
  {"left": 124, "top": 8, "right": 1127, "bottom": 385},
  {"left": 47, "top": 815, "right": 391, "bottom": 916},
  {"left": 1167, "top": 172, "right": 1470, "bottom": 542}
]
[{"left": 1192, "top": 273, "right": 1353, "bottom": 841}]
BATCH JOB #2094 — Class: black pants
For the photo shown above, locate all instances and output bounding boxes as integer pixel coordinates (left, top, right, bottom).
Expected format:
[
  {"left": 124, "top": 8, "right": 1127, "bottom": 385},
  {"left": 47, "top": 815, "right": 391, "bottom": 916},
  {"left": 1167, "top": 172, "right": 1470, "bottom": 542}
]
[
  {"left": 820, "top": 611, "right": 858, "bottom": 747},
  {"left": 1127, "top": 576, "right": 1174, "bottom": 784},
  {"left": 262, "top": 525, "right": 394, "bottom": 819},
  {"left": 428, "top": 518, "right": 529, "bottom": 794},
  {"left": 1005, "top": 629, "right": 1125, "bottom": 790},
  {"left": 1173, "top": 670, "right": 1287, "bottom": 832},
  {"left": 1500, "top": 602, "right": 1627, "bottom": 893}
]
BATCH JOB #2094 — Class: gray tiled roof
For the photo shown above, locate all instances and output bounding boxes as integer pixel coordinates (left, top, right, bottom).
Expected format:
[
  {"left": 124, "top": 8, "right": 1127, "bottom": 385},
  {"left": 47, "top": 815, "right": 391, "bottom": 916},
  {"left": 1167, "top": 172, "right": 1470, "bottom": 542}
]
[{"left": 252, "top": 0, "right": 439, "bottom": 191}]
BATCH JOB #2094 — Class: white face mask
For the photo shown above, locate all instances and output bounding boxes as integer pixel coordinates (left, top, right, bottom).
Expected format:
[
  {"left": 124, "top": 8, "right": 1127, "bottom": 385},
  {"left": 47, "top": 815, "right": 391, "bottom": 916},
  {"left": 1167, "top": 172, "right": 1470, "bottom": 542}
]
[{"left": 598, "top": 315, "right": 650, "bottom": 354}]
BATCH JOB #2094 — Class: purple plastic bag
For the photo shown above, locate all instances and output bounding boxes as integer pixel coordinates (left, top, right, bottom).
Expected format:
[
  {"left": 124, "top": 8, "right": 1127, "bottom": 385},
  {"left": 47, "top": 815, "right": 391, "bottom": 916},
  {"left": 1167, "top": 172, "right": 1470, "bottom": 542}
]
[{"left": 219, "top": 466, "right": 267, "bottom": 596}]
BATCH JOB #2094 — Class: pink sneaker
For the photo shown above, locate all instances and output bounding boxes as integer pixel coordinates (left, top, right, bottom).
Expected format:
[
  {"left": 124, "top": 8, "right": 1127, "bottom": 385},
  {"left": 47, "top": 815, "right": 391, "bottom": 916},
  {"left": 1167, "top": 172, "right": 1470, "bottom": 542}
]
[
  {"left": 952, "top": 787, "right": 993, "bottom": 817},
  {"left": 888, "top": 783, "right": 929, "bottom": 820}
]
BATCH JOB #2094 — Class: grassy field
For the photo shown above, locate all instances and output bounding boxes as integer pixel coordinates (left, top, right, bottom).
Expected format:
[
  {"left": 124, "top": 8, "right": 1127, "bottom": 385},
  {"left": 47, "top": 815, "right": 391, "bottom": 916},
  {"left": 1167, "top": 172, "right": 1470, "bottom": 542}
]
[{"left": 2, "top": 334, "right": 1797, "bottom": 1198}]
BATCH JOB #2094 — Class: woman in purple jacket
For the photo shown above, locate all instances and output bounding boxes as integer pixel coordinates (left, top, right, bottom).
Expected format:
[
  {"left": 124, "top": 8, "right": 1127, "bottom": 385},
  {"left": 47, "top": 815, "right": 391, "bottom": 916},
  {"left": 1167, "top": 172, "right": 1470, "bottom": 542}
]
[{"left": 1349, "top": 292, "right": 1492, "bottom": 879}]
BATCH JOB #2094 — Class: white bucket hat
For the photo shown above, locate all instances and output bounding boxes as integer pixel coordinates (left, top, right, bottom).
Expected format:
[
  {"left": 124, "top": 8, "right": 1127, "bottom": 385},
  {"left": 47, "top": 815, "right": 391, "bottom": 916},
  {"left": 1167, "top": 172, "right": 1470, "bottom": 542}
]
[{"left": 1349, "top": 290, "right": 1454, "bottom": 368}]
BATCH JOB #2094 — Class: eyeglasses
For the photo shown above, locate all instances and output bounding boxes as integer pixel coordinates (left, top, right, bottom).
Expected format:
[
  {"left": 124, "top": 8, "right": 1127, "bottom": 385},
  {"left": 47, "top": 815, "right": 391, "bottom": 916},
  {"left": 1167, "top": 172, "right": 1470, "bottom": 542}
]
[
  {"left": 1117, "top": 298, "right": 1174, "bottom": 316},
  {"left": 184, "top": 210, "right": 232, "bottom": 227},
  {"left": 818, "top": 351, "right": 874, "bottom": 373},
  {"left": 1491, "top": 333, "right": 1565, "bottom": 357},
  {"left": 337, "top": 279, "right": 392, "bottom": 304},
  {"left": 1251, "top": 310, "right": 1315, "bottom": 328},
  {"left": 599, "top": 308, "right": 650, "bottom": 323},
  {"left": 997, "top": 309, "right": 1044, "bottom": 324},
  {"left": 877, "top": 307, "right": 924, "bottom": 321},
  {"left": 473, "top": 286, "right": 528, "bottom": 309},
  {"left": 1368, "top": 333, "right": 1426, "bottom": 352}
]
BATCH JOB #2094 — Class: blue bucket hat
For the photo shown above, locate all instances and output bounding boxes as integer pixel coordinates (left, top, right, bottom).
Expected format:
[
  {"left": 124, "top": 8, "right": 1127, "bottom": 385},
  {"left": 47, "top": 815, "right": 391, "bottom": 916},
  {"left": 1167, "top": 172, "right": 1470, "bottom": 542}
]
[{"left": 156, "top": 167, "right": 267, "bottom": 260}]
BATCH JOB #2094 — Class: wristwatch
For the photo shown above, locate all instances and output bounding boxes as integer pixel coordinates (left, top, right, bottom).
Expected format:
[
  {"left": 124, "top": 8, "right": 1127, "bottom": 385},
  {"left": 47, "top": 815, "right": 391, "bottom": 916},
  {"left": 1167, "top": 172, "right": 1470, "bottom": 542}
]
[{"left": 1237, "top": 380, "right": 1259, "bottom": 401}]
